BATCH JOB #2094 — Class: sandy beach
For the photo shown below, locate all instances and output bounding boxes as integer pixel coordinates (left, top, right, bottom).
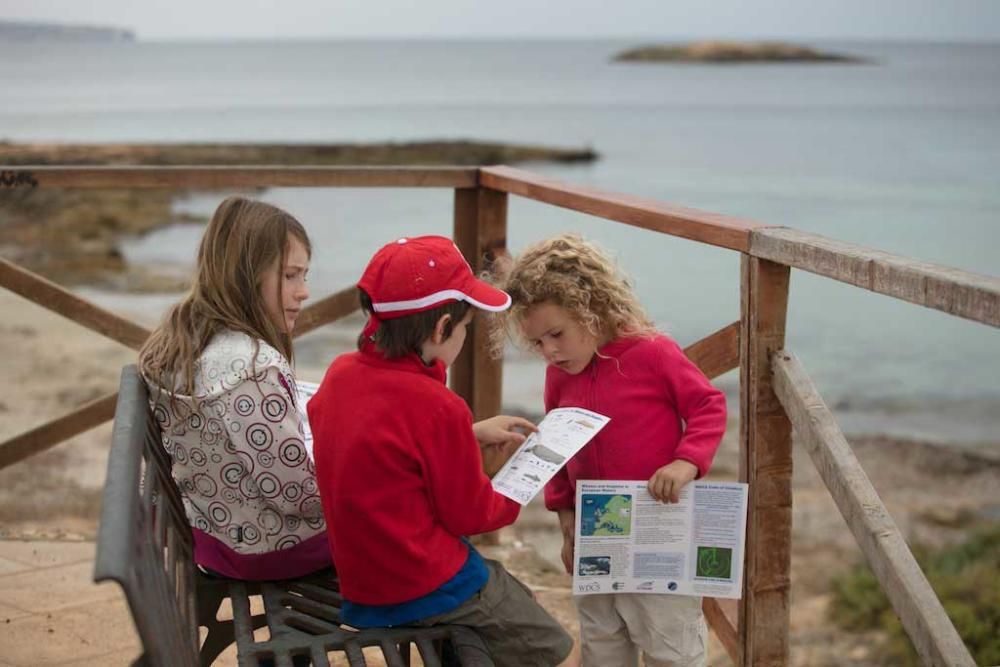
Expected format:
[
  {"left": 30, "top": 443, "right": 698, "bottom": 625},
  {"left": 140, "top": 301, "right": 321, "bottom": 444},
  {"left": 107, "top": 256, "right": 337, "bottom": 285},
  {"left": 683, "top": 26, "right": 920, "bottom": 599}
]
[{"left": 2, "top": 283, "right": 998, "bottom": 664}]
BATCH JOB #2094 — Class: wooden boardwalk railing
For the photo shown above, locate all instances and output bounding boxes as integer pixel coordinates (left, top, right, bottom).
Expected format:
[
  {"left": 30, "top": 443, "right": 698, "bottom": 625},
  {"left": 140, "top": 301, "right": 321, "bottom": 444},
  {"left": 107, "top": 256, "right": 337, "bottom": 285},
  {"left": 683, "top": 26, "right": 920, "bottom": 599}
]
[{"left": 2, "top": 163, "right": 996, "bottom": 666}]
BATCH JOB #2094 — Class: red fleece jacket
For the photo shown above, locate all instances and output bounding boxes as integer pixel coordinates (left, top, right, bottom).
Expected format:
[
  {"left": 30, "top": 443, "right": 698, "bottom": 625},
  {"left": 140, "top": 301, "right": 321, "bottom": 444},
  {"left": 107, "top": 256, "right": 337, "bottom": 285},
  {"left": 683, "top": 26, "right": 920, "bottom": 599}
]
[
  {"left": 544, "top": 334, "right": 727, "bottom": 511},
  {"left": 308, "top": 346, "right": 520, "bottom": 605}
]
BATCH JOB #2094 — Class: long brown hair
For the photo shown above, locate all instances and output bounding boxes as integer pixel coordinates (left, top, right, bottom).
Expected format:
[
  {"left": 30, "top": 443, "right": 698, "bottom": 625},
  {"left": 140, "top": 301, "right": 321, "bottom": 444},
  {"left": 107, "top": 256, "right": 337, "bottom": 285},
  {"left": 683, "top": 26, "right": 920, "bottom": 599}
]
[{"left": 139, "top": 196, "right": 311, "bottom": 396}]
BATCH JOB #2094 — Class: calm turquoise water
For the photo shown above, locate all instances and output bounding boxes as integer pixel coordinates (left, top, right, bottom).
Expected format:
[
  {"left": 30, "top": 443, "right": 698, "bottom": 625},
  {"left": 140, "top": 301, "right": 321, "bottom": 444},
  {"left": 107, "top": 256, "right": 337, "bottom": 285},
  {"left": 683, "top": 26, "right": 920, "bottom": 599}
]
[{"left": 3, "top": 39, "right": 998, "bottom": 445}]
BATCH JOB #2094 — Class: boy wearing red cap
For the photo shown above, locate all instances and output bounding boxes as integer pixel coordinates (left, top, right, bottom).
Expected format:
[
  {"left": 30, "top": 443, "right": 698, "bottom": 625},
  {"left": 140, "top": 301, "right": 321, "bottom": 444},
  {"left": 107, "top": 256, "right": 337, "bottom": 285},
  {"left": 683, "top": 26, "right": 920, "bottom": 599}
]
[{"left": 308, "top": 236, "right": 574, "bottom": 666}]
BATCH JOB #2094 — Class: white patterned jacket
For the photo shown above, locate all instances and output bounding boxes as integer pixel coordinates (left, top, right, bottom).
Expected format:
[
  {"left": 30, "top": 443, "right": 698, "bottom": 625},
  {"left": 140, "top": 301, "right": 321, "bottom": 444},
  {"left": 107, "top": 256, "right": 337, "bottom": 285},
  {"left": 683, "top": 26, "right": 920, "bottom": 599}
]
[{"left": 147, "top": 330, "right": 326, "bottom": 555}]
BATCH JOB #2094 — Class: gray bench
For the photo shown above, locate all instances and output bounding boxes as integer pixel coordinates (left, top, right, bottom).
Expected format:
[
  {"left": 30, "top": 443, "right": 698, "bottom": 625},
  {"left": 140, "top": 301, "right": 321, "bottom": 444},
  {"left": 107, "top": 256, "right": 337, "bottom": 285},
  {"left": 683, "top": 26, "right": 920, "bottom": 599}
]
[{"left": 94, "top": 365, "right": 494, "bottom": 667}]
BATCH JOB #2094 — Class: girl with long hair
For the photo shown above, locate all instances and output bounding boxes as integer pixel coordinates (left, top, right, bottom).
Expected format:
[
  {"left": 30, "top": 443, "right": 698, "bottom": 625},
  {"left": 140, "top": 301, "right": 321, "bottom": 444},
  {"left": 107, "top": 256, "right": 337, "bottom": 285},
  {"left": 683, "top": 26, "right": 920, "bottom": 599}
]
[{"left": 139, "top": 196, "right": 331, "bottom": 580}]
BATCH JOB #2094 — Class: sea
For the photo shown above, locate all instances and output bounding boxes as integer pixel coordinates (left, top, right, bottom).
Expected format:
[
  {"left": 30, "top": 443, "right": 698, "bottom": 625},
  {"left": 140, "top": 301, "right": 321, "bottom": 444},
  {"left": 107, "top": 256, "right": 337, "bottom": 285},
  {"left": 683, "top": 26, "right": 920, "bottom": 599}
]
[{"left": 1, "top": 38, "right": 998, "bottom": 447}]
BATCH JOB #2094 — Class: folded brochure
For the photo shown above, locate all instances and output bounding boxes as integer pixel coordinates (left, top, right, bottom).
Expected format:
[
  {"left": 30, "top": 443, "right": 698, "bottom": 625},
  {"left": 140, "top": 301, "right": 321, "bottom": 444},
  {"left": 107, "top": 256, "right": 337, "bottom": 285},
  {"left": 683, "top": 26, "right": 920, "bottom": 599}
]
[{"left": 491, "top": 407, "right": 610, "bottom": 505}]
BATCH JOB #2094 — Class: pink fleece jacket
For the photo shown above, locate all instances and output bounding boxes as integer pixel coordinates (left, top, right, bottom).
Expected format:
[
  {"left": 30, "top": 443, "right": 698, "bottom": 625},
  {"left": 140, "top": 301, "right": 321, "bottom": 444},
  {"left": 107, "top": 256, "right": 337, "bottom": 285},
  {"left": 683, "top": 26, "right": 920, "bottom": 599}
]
[{"left": 544, "top": 334, "right": 727, "bottom": 511}]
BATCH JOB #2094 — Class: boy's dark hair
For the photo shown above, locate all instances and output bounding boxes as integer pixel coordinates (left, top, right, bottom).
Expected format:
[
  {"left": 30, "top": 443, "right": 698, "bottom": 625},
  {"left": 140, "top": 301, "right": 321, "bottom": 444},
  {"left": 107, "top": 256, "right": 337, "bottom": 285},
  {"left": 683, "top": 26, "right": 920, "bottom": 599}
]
[{"left": 358, "top": 289, "right": 472, "bottom": 359}]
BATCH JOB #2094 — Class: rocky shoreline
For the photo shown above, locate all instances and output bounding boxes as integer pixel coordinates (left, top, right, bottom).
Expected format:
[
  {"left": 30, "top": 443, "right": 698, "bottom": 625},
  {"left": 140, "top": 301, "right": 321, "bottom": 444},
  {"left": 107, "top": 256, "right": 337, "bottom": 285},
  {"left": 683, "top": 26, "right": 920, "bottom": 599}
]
[{"left": 0, "top": 140, "right": 597, "bottom": 289}]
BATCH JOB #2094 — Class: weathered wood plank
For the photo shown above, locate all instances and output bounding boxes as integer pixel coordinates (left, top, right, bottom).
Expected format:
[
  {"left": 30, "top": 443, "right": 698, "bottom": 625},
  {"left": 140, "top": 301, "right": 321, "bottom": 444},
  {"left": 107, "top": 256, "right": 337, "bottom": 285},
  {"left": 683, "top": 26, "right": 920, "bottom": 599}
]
[
  {"left": 0, "top": 258, "right": 151, "bottom": 350},
  {"left": 450, "top": 187, "right": 508, "bottom": 421},
  {"left": 452, "top": 186, "right": 507, "bottom": 551},
  {"left": 772, "top": 351, "right": 976, "bottom": 666},
  {"left": 750, "top": 227, "right": 1000, "bottom": 328},
  {"left": 480, "top": 166, "right": 770, "bottom": 252},
  {"left": 738, "top": 255, "right": 792, "bottom": 666},
  {"left": 1, "top": 166, "right": 478, "bottom": 189},
  {"left": 684, "top": 321, "right": 740, "bottom": 380},
  {"left": 451, "top": 187, "right": 509, "bottom": 486},
  {"left": 0, "top": 392, "right": 118, "bottom": 469},
  {"left": 703, "top": 598, "right": 739, "bottom": 664},
  {"left": 291, "top": 286, "right": 360, "bottom": 338},
  {"left": 449, "top": 189, "right": 479, "bottom": 414}
]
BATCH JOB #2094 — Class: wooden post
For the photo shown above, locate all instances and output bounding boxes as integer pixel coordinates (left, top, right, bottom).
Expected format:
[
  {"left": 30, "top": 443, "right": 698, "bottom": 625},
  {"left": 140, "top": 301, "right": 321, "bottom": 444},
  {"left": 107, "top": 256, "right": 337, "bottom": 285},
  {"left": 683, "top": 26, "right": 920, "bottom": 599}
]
[
  {"left": 739, "top": 255, "right": 793, "bottom": 665},
  {"left": 450, "top": 187, "right": 508, "bottom": 422},
  {"left": 451, "top": 186, "right": 509, "bottom": 537}
]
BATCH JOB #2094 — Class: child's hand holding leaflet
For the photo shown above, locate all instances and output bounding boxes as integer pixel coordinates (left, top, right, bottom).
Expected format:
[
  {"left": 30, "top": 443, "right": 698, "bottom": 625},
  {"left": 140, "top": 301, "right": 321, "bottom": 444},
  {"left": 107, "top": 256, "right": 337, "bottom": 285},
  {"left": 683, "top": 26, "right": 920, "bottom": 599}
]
[{"left": 491, "top": 407, "right": 610, "bottom": 505}]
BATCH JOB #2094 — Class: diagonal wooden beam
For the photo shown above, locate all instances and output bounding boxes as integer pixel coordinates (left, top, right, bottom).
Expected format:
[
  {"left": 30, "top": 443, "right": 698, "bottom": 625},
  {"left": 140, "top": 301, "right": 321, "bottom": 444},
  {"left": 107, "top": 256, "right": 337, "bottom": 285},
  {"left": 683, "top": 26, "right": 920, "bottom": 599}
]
[
  {"left": 0, "top": 258, "right": 150, "bottom": 350},
  {"left": 0, "top": 277, "right": 362, "bottom": 469},
  {"left": 683, "top": 321, "right": 740, "bottom": 380},
  {"left": 0, "top": 392, "right": 118, "bottom": 469},
  {"left": 773, "top": 351, "right": 975, "bottom": 666},
  {"left": 703, "top": 597, "right": 739, "bottom": 663},
  {"left": 291, "top": 286, "right": 360, "bottom": 338}
]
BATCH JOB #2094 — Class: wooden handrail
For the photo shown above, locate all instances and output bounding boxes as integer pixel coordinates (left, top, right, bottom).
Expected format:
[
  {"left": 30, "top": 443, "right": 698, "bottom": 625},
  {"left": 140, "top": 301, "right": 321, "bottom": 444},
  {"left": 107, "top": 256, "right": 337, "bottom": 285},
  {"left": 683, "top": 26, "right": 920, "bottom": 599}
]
[
  {"left": 480, "top": 165, "right": 772, "bottom": 252},
  {"left": 772, "top": 351, "right": 976, "bottom": 666},
  {"left": 1, "top": 164, "right": 994, "bottom": 664},
  {"left": 0, "top": 392, "right": 118, "bottom": 469},
  {"left": 0, "top": 258, "right": 151, "bottom": 350},
  {"left": 291, "top": 287, "right": 360, "bottom": 338},
  {"left": 750, "top": 227, "right": 1000, "bottom": 328},
  {"left": 684, "top": 321, "right": 740, "bottom": 380},
  {"left": 1, "top": 165, "right": 478, "bottom": 189},
  {"left": 0, "top": 262, "right": 362, "bottom": 470}
]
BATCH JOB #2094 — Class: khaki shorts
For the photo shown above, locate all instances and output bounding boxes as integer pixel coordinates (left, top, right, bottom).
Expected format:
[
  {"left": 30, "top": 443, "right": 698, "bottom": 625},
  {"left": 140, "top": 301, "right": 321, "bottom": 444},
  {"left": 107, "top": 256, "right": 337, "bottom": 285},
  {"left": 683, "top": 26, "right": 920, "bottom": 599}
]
[
  {"left": 413, "top": 558, "right": 573, "bottom": 667},
  {"left": 576, "top": 593, "right": 706, "bottom": 667}
]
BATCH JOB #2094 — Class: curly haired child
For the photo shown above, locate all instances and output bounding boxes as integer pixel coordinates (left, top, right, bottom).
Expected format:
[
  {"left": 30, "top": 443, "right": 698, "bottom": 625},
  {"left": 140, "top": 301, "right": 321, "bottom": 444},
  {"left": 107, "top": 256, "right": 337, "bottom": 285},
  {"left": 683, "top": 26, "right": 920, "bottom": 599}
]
[{"left": 492, "top": 233, "right": 727, "bottom": 667}]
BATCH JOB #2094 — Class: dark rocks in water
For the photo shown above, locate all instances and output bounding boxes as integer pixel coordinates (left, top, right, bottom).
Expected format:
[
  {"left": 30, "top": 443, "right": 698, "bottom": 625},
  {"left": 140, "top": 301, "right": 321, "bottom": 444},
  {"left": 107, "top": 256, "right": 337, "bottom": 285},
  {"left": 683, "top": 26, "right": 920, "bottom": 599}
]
[
  {"left": 614, "top": 41, "right": 870, "bottom": 64},
  {"left": 0, "top": 140, "right": 598, "bottom": 167}
]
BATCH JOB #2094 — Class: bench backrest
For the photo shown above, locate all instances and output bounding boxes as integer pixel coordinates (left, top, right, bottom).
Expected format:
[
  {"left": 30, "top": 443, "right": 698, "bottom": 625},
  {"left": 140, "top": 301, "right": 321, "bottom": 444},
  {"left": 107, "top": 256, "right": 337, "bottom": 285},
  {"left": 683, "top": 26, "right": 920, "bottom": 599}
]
[{"left": 94, "top": 364, "right": 201, "bottom": 665}]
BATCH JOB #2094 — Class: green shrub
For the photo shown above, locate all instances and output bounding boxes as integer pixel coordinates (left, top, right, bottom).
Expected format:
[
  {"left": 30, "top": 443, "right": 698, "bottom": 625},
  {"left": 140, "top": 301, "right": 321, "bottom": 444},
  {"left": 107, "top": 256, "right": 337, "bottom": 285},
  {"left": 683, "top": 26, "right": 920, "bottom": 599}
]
[{"left": 829, "top": 526, "right": 1000, "bottom": 665}]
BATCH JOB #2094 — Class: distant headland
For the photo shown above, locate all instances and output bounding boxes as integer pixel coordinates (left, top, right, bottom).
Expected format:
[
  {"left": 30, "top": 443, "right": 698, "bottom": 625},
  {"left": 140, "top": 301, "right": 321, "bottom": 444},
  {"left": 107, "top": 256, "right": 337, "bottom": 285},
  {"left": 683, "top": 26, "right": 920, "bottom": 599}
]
[
  {"left": 0, "top": 20, "right": 135, "bottom": 43},
  {"left": 614, "top": 40, "right": 869, "bottom": 64}
]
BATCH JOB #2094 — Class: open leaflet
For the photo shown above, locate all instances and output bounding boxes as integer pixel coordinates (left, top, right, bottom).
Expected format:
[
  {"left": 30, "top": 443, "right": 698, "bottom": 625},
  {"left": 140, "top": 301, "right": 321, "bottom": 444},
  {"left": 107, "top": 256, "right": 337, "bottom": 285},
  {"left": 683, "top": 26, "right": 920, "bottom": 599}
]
[
  {"left": 573, "top": 480, "right": 748, "bottom": 599},
  {"left": 491, "top": 407, "right": 610, "bottom": 505},
  {"left": 296, "top": 379, "right": 320, "bottom": 459}
]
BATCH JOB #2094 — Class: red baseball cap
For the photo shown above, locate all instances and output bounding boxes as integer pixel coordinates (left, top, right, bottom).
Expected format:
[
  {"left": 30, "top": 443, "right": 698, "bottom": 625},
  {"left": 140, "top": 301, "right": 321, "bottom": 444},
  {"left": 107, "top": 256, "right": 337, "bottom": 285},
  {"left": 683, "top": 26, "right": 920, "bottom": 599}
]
[{"left": 358, "top": 236, "right": 511, "bottom": 318}]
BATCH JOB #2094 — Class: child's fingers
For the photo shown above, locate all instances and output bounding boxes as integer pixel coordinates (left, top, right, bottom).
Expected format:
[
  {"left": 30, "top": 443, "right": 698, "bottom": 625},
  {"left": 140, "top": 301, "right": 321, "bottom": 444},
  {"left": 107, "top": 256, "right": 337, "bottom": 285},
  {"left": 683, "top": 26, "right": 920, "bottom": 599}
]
[
  {"left": 561, "top": 539, "right": 574, "bottom": 574},
  {"left": 648, "top": 474, "right": 668, "bottom": 502},
  {"left": 507, "top": 416, "right": 538, "bottom": 434}
]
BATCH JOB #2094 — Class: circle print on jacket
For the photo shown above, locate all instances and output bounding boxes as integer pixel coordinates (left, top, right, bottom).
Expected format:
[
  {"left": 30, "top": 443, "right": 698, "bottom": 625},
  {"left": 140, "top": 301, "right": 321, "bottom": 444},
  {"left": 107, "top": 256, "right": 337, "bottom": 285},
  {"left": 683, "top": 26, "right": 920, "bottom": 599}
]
[
  {"left": 193, "top": 473, "right": 217, "bottom": 497},
  {"left": 234, "top": 394, "right": 256, "bottom": 417},
  {"left": 240, "top": 522, "right": 261, "bottom": 545},
  {"left": 279, "top": 438, "right": 306, "bottom": 467},
  {"left": 220, "top": 461, "right": 247, "bottom": 487},
  {"left": 276, "top": 535, "right": 301, "bottom": 550},
  {"left": 245, "top": 423, "right": 274, "bottom": 451},
  {"left": 208, "top": 501, "right": 232, "bottom": 528},
  {"left": 261, "top": 394, "right": 288, "bottom": 422},
  {"left": 258, "top": 508, "right": 283, "bottom": 536},
  {"left": 256, "top": 472, "right": 281, "bottom": 499},
  {"left": 282, "top": 481, "right": 302, "bottom": 503}
]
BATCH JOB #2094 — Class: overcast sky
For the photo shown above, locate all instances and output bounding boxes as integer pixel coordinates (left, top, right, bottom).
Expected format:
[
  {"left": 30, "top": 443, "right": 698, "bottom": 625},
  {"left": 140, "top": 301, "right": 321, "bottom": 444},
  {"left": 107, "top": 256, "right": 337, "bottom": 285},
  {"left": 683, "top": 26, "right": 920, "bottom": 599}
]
[{"left": 2, "top": 0, "right": 999, "bottom": 42}]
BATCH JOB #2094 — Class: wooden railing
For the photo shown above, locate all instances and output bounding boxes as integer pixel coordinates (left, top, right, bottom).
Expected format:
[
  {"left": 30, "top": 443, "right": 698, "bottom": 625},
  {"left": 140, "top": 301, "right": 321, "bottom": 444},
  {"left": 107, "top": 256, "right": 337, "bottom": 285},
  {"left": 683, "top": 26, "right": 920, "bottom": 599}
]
[{"left": 2, "top": 164, "right": 997, "bottom": 666}]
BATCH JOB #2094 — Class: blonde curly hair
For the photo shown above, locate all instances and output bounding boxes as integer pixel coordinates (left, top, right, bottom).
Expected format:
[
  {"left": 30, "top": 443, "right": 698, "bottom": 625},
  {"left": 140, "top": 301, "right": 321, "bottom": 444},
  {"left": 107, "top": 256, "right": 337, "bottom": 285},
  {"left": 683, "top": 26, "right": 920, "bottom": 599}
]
[{"left": 490, "top": 233, "right": 655, "bottom": 358}]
